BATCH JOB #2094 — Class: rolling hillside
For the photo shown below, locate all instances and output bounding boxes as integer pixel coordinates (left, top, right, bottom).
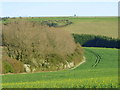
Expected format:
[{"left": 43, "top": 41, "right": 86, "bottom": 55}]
[
  {"left": 4, "top": 17, "right": 118, "bottom": 38},
  {"left": 1, "top": 17, "right": 118, "bottom": 88},
  {"left": 2, "top": 47, "right": 118, "bottom": 88}
]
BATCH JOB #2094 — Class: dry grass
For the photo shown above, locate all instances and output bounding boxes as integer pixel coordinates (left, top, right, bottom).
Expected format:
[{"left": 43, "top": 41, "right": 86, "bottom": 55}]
[{"left": 61, "top": 21, "right": 118, "bottom": 38}]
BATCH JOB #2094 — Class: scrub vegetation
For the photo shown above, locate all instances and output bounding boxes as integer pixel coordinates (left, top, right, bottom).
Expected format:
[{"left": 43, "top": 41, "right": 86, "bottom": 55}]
[{"left": 2, "top": 20, "right": 83, "bottom": 73}]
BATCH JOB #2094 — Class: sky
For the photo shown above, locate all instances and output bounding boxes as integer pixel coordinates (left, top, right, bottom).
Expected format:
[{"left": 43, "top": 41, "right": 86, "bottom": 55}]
[{"left": 1, "top": 2, "right": 118, "bottom": 17}]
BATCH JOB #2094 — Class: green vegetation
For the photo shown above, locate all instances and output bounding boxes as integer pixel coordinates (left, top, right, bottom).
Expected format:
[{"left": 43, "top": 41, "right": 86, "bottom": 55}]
[
  {"left": 2, "top": 55, "right": 24, "bottom": 74},
  {"left": 2, "top": 47, "right": 118, "bottom": 88},
  {"left": 3, "top": 17, "right": 118, "bottom": 22},
  {"left": 73, "top": 34, "right": 120, "bottom": 49},
  {"left": 2, "top": 60, "right": 14, "bottom": 73},
  {"left": 1, "top": 17, "right": 118, "bottom": 88},
  {"left": 40, "top": 19, "right": 72, "bottom": 27}
]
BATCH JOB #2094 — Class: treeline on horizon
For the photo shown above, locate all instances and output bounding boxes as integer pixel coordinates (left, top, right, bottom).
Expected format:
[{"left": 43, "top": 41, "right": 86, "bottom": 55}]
[{"left": 73, "top": 34, "right": 120, "bottom": 49}]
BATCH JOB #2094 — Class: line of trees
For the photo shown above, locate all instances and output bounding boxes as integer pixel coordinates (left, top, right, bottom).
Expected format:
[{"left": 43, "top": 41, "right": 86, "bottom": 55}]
[
  {"left": 40, "top": 20, "right": 73, "bottom": 27},
  {"left": 73, "top": 34, "right": 120, "bottom": 49}
]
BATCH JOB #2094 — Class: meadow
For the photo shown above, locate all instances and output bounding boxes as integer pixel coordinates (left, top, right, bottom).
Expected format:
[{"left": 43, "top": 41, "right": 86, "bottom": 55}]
[{"left": 2, "top": 47, "right": 118, "bottom": 88}]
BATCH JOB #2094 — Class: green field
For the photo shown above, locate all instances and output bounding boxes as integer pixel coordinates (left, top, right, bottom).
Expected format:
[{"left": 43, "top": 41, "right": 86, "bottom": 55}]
[
  {"left": 5, "top": 17, "right": 118, "bottom": 38},
  {"left": 2, "top": 47, "right": 118, "bottom": 88}
]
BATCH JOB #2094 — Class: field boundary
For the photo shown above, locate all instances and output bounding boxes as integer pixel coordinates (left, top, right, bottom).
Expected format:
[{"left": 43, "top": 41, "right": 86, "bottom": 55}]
[{"left": 69, "top": 56, "right": 86, "bottom": 70}]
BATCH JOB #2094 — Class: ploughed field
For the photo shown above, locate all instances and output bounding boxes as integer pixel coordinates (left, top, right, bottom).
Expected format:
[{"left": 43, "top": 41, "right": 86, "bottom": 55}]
[{"left": 2, "top": 47, "right": 118, "bottom": 88}]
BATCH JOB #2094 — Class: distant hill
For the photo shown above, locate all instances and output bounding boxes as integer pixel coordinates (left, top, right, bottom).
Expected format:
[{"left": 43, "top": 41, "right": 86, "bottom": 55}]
[{"left": 2, "top": 17, "right": 118, "bottom": 38}]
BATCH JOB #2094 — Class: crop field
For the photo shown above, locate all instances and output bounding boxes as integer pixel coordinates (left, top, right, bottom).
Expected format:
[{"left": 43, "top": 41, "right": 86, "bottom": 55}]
[
  {"left": 5, "top": 17, "right": 118, "bottom": 38},
  {"left": 1, "top": 47, "right": 118, "bottom": 88},
  {"left": 60, "top": 17, "right": 118, "bottom": 38}
]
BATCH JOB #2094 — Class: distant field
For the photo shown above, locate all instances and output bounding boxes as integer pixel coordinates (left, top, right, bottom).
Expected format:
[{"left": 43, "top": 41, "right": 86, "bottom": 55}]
[
  {"left": 60, "top": 17, "right": 118, "bottom": 38},
  {"left": 5, "top": 17, "right": 118, "bottom": 38},
  {"left": 2, "top": 47, "right": 118, "bottom": 88}
]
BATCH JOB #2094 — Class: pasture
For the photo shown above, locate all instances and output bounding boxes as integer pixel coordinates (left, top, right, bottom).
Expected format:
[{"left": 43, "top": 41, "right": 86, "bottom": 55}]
[{"left": 2, "top": 47, "right": 118, "bottom": 88}]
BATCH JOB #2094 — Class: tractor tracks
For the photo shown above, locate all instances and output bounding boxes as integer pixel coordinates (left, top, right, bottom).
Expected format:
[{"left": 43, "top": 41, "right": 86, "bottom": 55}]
[{"left": 85, "top": 48, "right": 102, "bottom": 67}]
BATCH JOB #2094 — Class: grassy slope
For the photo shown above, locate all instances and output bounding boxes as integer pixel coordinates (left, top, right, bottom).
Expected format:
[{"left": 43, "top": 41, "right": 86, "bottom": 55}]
[{"left": 2, "top": 47, "right": 118, "bottom": 88}]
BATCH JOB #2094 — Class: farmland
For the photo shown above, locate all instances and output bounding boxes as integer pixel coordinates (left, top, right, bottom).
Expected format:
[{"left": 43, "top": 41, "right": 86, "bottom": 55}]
[
  {"left": 2, "top": 47, "right": 118, "bottom": 88},
  {"left": 4, "top": 17, "right": 118, "bottom": 38},
  {"left": 1, "top": 17, "right": 119, "bottom": 88}
]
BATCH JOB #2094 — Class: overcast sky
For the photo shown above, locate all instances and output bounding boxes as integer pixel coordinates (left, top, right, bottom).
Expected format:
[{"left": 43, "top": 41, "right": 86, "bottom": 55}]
[{"left": 1, "top": 2, "right": 118, "bottom": 17}]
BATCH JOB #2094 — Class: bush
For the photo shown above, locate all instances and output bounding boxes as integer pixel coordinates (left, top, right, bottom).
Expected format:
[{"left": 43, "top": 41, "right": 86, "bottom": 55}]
[
  {"left": 2, "top": 55, "right": 24, "bottom": 74},
  {"left": 3, "top": 60, "right": 14, "bottom": 73}
]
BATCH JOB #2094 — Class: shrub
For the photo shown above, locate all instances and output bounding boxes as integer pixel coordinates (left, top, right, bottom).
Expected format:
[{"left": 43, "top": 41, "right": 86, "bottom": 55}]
[
  {"left": 2, "top": 60, "right": 14, "bottom": 73},
  {"left": 2, "top": 55, "right": 24, "bottom": 74}
]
